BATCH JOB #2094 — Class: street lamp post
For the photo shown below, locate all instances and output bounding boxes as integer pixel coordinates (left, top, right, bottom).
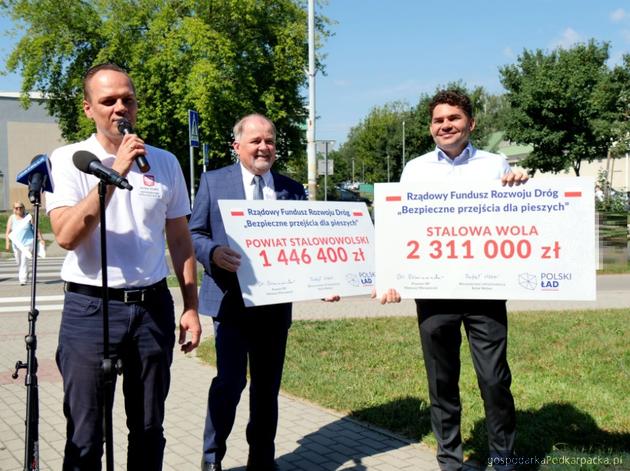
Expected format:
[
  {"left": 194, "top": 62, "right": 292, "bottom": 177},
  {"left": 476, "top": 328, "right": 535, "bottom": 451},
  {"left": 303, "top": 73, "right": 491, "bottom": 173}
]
[
  {"left": 402, "top": 120, "right": 406, "bottom": 170},
  {"left": 307, "top": 0, "right": 317, "bottom": 201},
  {"left": 324, "top": 141, "right": 330, "bottom": 200},
  {"left": 352, "top": 157, "right": 355, "bottom": 184}
]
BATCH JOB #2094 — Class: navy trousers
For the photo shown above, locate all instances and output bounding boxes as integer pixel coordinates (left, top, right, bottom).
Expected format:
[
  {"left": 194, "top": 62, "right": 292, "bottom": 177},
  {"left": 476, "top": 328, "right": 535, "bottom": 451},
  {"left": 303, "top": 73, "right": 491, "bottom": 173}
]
[
  {"left": 416, "top": 299, "right": 516, "bottom": 471},
  {"left": 202, "top": 307, "right": 291, "bottom": 465},
  {"left": 56, "top": 289, "right": 175, "bottom": 471}
]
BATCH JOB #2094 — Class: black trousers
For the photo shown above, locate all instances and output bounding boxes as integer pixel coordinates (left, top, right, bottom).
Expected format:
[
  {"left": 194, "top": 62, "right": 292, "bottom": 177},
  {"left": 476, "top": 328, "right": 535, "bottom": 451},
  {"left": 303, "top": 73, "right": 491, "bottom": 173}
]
[
  {"left": 57, "top": 288, "right": 175, "bottom": 471},
  {"left": 415, "top": 299, "right": 516, "bottom": 471}
]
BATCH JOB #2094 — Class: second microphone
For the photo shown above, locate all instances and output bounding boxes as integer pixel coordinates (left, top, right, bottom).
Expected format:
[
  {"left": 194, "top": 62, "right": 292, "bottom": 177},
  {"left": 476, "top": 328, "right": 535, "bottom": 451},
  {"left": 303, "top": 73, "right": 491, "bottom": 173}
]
[{"left": 117, "top": 119, "right": 150, "bottom": 173}]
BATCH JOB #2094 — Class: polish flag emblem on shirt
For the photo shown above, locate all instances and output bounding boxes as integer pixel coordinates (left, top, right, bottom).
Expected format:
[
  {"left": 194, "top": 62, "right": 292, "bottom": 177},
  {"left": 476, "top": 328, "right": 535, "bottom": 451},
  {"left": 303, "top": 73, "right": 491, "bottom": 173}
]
[{"left": 143, "top": 175, "right": 155, "bottom": 187}]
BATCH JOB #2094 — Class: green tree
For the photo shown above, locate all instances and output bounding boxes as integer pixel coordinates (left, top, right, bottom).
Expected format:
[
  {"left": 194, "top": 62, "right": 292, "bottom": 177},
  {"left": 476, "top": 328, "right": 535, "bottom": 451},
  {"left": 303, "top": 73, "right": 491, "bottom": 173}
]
[
  {"left": 1, "top": 0, "right": 331, "bottom": 179},
  {"left": 592, "top": 54, "right": 630, "bottom": 158},
  {"left": 335, "top": 101, "right": 412, "bottom": 184},
  {"left": 500, "top": 40, "right": 612, "bottom": 176},
  {"left": 475, "top": 93, "right": 511, "bottom": 147}
]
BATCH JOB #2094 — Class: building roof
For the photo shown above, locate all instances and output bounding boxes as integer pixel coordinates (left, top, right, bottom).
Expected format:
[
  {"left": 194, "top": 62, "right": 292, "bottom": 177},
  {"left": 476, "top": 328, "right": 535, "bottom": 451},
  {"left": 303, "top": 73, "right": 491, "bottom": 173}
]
[
  {"left": 0, "top": 91, "right": 46, "bottom": 100},
  {"left": 482, "top": 130, "right": 533, "bottom": 163},
  {"left": 484, "top": 131, "right": 505, "bottom": 153}
]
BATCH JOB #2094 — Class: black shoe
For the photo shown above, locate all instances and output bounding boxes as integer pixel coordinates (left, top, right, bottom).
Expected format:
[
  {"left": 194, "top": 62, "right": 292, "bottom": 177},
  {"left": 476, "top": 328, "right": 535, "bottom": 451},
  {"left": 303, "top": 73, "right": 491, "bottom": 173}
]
[
  {"left": 246, "top": 459, "right": 278, "bottom": 471},
  {"left": 201, "top": 462, "right": 222, "bottom": 471}
]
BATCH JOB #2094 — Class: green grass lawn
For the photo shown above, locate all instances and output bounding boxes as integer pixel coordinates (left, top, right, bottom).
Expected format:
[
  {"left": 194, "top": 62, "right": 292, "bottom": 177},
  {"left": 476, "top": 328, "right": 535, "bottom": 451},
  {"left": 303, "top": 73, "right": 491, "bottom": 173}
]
[{"left": 197, "top": 310, "right": 630, "bottom": 469}]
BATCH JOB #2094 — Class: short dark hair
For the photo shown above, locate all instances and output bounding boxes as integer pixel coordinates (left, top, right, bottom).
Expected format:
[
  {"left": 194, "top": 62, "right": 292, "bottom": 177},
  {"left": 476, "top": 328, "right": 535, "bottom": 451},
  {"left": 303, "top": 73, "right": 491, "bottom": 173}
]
[
  {"left": 83, "top": 63, "right": 133, "bottom": 100},
  {"left": 429, "top": 89, "right": 473, "bottom": 119}
]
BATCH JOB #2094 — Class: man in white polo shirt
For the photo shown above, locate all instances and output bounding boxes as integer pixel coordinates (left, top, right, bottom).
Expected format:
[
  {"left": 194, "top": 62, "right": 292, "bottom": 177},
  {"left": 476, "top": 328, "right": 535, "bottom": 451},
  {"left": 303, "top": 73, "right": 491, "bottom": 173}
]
[{"left": 46, "top": 63, "right": 200, "bottom": 471}]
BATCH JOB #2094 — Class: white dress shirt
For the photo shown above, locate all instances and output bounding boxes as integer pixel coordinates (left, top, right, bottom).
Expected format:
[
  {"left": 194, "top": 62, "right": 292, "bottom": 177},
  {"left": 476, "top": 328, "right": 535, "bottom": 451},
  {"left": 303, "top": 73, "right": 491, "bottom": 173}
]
[{"left": 239, "top": 163, "right": 276, "bottom": 200}]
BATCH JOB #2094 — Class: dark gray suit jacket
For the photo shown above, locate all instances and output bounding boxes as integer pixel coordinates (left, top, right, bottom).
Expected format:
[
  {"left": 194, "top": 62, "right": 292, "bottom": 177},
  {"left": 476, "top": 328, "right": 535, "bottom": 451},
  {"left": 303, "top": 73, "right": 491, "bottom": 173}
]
[{"left": 189, "top": 163, "right": 306, "bottom": 318}]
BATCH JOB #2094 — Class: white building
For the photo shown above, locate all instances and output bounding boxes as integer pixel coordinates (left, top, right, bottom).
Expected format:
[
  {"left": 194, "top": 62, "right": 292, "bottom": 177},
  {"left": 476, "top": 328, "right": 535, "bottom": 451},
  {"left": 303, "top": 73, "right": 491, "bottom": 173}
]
[
  {"left": 0, "top": 92, "right": 65, "bottom": 211},
  {"left": 487, "top": 131, "right": 629, "bottom": 189}
]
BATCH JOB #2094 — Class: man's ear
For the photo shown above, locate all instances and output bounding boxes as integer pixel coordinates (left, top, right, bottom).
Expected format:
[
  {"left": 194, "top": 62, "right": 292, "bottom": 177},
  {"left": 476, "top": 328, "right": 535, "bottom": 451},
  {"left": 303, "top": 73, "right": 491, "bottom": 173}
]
[
  {"left": 469, "top": 118, "right": 476, "bottom": 132},
  {"left": 83, "top": 99, "right": 93, "bottom": 120}
]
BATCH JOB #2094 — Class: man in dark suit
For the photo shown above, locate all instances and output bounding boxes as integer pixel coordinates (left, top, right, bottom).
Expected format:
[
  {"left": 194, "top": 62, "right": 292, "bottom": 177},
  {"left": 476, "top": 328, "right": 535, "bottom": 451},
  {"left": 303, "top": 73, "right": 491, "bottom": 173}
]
[{"left": 190, "top": 114, "right": 334, "bottom": 471}]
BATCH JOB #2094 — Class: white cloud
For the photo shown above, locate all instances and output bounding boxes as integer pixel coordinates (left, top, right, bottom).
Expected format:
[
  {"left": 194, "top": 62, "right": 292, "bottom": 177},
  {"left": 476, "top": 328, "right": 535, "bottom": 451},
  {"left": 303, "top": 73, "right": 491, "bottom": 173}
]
[
  {"left": 621, "top": 29, "right": 630, "bottom": 43},
  {"left": 503, "top": 47, "right": 515, "bottom": 59},
  {"left": 611, "top": 8, "right": 627, "bottom": 22},
  {"left": 549, "top": 27, "right": 582, "bottom": 50}
]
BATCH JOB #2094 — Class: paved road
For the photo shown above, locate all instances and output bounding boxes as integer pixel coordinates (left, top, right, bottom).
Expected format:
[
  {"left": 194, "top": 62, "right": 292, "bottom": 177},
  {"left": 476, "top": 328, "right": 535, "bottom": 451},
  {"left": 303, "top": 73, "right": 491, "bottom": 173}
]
[{"left": 1, "top": 244, "right": 628, "bottom": 470}]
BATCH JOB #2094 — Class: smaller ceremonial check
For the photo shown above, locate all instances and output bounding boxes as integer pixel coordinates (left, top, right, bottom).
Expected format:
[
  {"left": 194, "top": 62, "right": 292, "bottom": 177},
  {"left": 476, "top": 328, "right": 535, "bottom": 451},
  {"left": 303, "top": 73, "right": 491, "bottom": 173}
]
[
  {"left": 375, "top": 177, "right": 596, "bottom": 301},
  {"left": 218, "top": 200, "right": 375, "bottom": 306}
]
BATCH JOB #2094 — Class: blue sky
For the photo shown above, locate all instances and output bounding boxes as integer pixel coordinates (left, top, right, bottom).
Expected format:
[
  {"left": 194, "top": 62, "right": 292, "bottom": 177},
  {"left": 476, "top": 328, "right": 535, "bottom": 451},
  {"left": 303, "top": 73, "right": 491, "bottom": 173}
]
[
  {"left": 316, "top": 0, "right": 630, "bottom": 146},
  {"left": 2, "top": 1, "right": 630, "bottom": 146}
]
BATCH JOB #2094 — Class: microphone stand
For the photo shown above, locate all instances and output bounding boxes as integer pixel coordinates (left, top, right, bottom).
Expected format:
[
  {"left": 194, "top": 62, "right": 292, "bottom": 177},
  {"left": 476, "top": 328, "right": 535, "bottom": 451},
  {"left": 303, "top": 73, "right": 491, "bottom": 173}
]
[
  {"left": 12, "top": 191, "right": 43, "bottom": 470},
  {"left": 98, "top": 180, "right": 121, "bottom": 471}
]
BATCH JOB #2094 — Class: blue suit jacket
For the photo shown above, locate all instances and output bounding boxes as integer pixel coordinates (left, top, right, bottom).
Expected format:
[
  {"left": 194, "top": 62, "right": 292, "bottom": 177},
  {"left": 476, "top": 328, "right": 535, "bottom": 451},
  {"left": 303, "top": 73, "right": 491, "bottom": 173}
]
[{"left": 189, "top": 163, "right": 306, "bottom": 318}]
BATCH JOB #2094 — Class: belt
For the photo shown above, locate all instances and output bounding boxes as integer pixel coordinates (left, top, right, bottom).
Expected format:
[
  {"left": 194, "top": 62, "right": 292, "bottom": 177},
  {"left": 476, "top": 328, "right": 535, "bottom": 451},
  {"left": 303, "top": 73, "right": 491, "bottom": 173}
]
[{"left": 64, "top": 279, "right": 168, "bottom": 304}]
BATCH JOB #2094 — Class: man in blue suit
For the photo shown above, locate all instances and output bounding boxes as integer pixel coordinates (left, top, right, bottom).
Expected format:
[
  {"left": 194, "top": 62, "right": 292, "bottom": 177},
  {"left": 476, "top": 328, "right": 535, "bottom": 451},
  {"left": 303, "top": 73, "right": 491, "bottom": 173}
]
[{"left": 190, "top": 114, "right": 333, "bottom": 471}]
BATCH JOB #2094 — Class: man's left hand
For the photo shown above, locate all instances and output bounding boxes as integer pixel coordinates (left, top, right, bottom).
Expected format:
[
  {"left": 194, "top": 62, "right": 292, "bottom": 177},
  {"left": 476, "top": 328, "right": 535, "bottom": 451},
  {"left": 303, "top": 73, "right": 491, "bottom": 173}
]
[{"left": 179, "top": 309, "right": 202, "bottom": 353}]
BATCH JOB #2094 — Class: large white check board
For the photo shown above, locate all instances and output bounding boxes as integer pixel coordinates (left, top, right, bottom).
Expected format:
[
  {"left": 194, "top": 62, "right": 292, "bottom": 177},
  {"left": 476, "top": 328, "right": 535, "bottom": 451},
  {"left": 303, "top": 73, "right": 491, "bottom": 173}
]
[
  {"left": 375, "top": 177, "right": 596, "bottom": 301},
  {"left": 219, "top": 200, "right": 375, "bottom": 306}
]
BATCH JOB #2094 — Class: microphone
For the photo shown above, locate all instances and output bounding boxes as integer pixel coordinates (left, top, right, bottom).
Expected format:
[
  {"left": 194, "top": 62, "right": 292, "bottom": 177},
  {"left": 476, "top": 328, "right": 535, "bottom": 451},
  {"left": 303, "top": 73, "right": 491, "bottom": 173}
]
[
  {"left": 117, "top": 119, "right": 150, "bottom": 173},
  {"left": 16, "top": 154, "right": 54, "bottom": 204},
  {"left": 72, "top": 151, "right": 133, "bottom": 191}
]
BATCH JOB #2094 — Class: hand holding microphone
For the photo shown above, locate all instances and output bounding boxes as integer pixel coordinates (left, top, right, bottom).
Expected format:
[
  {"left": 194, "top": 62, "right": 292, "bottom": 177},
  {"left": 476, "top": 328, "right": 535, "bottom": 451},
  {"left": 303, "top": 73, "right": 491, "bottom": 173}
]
[
  {"left": 73, "top": 151, "right": 133, "bottom": 191},
  {"left": 117, "top": 119, "right": 150, "bottom": 173}
]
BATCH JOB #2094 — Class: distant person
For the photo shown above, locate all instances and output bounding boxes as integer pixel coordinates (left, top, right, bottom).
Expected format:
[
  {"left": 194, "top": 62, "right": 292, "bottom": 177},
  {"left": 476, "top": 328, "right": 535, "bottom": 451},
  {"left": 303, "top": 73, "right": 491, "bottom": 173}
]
[
  {"left": 595, "top": 184, "right": 604, "bottom": 202},
  {"left": 5, "top": 201, "right": 45, "bottom": 285},
  {"left": 45, "top": 63, "right": 201, "bottom": 470},
  {"left": 378, "top": 89, "right": 527, "bottom": 471},
  {"left": 190, "top": 114, "right": 339, "bottom": 471}
]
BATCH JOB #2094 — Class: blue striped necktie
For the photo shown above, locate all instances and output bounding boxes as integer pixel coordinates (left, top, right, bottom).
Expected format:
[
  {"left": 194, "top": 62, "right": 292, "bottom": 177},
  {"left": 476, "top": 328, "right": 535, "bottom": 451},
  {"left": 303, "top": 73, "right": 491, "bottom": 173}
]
[{"left": 253, "top": 175, "right": 264, "bottom": 200}]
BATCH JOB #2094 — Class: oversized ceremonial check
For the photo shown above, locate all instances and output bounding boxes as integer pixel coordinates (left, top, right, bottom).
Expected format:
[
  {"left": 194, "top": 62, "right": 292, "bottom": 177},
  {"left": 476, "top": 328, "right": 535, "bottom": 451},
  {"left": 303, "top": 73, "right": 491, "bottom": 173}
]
[
  {"left": 218, "top": 200, "right": 375, "bottom": 306},
  {"left": 375, "top": 177, "right": 596, "bottom": 300}
]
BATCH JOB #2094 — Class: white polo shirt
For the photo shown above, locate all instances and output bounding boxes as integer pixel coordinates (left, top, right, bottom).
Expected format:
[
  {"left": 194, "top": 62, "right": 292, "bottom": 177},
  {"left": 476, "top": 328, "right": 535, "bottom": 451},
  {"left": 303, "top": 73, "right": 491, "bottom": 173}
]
[{"left": 46, "top": 135, "right": 191, "bottom": 288}]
